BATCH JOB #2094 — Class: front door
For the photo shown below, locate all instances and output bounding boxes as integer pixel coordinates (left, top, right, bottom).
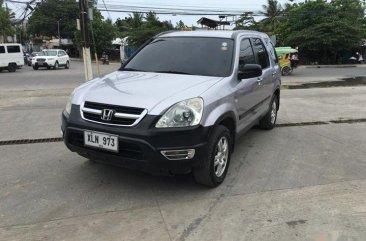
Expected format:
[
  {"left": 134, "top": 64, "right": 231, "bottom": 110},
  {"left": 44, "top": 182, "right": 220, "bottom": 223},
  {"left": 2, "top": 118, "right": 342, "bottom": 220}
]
[{"left": 234, "top": 38, "right": 264, "bottom": 132}]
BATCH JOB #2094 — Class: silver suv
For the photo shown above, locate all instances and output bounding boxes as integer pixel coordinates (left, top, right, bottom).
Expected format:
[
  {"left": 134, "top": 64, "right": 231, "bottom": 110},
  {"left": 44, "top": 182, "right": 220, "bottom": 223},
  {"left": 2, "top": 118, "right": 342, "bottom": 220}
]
[{"left": 62, "top": 30, "right": 281, "bottom": 187}]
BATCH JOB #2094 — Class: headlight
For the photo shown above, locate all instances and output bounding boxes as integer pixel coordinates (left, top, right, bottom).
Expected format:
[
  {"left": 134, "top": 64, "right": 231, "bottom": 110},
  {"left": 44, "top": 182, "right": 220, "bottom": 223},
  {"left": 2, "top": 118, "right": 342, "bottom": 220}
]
[
  {"left": 65, "top": 92, "right": 74, "bottom": 115},
  {"left": 156, "top": 98, "right": 204, "bottom": 128}
]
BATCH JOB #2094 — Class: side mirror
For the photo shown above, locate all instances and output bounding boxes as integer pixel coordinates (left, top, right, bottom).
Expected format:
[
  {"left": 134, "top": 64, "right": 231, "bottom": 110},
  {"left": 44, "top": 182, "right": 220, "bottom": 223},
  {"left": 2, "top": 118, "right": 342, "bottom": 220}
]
[{"left": 238, "top": 64, "right": 262, "bottom": 80}]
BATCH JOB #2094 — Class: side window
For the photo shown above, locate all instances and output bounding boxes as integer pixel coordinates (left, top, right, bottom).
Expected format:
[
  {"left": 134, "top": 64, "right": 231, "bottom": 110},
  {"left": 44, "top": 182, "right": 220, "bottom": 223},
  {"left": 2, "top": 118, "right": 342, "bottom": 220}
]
[
  {"left": 7, "top": 45, "right": 21, "bottom": 53},
  {"left": 62, "top": 51, "right": 67, "bottom": 56},
  {"left": 239, "top": 39, "right": 256, "bottom": 71},
  {"left": 252, "top": 38, "right": 270, "bottom": 69},
  {"left": 263, "top": 38, "right": 279, "bottom": 64},
  {"left": 0, "top": 46, "right": 5, "bottom": 54}
]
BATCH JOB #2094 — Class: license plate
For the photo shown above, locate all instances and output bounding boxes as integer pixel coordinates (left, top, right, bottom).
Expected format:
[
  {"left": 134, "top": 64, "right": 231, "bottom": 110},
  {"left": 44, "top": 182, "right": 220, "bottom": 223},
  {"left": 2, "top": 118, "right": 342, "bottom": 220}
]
[{"left": 84, "top": 130, "right": 118, "bottom": 152}]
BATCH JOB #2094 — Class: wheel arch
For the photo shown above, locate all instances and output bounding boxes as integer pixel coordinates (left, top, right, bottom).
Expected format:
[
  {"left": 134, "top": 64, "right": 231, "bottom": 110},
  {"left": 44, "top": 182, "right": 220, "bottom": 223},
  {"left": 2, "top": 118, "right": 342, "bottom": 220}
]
[
  {"left": 214, "top": 111, "right": 237, "bottom": 153},
  {"left": 273, "top": 88, "right": 280, "bottom": 110}
]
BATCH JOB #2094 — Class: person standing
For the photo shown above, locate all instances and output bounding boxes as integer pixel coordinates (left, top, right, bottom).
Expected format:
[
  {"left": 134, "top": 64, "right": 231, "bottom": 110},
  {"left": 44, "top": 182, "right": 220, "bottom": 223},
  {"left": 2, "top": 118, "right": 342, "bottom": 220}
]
[{"left": 358, "top": 53, "right": 364, "bottom": 64}]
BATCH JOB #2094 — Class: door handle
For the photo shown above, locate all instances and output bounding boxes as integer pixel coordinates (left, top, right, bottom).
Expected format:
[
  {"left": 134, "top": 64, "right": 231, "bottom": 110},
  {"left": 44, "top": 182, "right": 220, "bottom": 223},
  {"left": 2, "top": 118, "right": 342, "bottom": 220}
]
[{"left": 257, "top": 77, "right": 263, "bottom": 85}]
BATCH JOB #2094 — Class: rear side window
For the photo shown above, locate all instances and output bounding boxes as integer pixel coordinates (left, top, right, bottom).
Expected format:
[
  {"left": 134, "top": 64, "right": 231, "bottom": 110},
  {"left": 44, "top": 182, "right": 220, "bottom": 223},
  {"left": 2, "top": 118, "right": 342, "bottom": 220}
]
[
  {"left": 0, "top": 46, "right": 5, "bottom": 54},
  {"left": 239, "top": 39, "right": 256, "bottom": 71},
  {"left": 7, "top": 45, "right": 21, "bottom": 53},
  {"left": 252, "top": 38, "right": 270, "bottom": 69}
]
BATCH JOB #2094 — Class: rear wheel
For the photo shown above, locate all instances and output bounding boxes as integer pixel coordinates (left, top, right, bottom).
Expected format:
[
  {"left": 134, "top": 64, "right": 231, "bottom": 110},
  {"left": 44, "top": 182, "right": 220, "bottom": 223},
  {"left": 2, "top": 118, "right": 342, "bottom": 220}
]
[
  {"left": 7, "top": 63, "right": 17, "bottom": 72},
  {"left": 281, "top": 66, "right": 292, "bottom": 76},
  {"left": 193, "top": 125, "right": 231, "bottom": 187},
  {"left": 65, "top": 61, "right": 70, "bottom": 69},
  {"left": 259, "top": 95, "right": 278, "bottom": 130}
]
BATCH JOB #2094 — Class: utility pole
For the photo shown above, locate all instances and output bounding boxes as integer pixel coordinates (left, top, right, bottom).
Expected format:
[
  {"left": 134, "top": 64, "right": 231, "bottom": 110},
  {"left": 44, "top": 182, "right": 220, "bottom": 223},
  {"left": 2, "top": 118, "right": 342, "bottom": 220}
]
[
  {"left": 79, "top": 0, "right": 93, "bottom": 81},
  {"left": 57, "top": 19, "right": 61, "bottom": 47}
]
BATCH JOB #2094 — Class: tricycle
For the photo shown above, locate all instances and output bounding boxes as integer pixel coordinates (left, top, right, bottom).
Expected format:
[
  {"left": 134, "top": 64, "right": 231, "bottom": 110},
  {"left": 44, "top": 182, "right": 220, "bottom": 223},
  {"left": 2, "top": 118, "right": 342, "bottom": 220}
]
[{"left": 275, "top": 47, "right": 298, "bottom": 76}]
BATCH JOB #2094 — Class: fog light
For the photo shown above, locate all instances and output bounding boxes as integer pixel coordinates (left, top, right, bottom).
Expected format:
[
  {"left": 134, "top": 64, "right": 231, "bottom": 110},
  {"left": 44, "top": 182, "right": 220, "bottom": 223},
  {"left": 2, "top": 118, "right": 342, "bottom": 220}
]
[{"left": 161, "top": 149, "right": 195, "bottom": 160}]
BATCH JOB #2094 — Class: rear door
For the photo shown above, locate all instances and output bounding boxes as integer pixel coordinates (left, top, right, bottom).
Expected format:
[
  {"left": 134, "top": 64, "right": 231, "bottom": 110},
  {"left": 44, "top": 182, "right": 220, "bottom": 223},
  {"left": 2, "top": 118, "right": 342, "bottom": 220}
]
[
  {"left": 235, "top": 38, "right": 264, "bottom": 132},
  {"left": 0, "top": 46, "right": 5, "bottom": 67},
  {"left": 57, "top": 50, "right": 65, "bottom": 65},
  {"left": 61, "top": 50, "right": 68, "bottom": 64},
  {"left": 251, "top": 38, "right": 274, "bottom": 116}
]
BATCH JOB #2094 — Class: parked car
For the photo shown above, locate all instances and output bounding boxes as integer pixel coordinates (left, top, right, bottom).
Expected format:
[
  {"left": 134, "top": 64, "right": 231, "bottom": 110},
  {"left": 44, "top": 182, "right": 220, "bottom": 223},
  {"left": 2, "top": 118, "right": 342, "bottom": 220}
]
[
  {"left": 62, "top": 30, "right": 281, "bottom": 187},
  {"left": 28, "top": 52, "right": 40, "bottom": 66},
  {"left": 32, "top": 49, "right": 70, "bottom": 70},
  {"left": 0, "top": 43, "right": 24, "bottom": 72}
]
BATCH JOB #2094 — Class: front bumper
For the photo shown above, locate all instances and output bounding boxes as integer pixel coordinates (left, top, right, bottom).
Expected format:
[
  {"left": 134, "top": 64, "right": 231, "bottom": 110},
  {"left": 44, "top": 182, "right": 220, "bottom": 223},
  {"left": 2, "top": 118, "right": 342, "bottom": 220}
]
[
  {"left": 62, "top": 105, "right": 212, "bottom": 175},
  {"left": 33, "top": 61, "right": 55, "bottom": 67}
]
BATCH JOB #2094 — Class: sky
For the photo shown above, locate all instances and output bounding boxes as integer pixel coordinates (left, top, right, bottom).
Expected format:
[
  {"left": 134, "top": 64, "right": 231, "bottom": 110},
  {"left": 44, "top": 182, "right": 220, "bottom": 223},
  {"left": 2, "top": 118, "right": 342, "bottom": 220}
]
[
  {"left": 6, "top": 0, "right": 297, "bottom": 27},
  {"left": 99, "top": 0, "right": 294, "bottom": 27}
]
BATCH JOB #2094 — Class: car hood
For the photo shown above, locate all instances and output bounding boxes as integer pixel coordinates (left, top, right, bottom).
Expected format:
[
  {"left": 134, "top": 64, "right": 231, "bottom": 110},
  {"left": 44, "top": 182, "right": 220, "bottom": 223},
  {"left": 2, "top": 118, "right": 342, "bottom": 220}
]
[
  {"left": 35, "top": 56, "right": 56, "bottom": 59},
  {"left": 75, "top": 71, "right": 223, "bottom": 115}
]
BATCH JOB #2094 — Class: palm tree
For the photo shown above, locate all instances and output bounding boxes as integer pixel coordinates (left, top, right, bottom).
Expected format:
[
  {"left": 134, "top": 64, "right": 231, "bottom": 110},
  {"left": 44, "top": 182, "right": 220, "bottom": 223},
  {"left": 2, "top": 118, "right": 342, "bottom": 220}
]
[
  {"left": 259, "top": 0, "right": 283, "bottom": 34},
  {"left": 129, "top": 12, "right": 144, "bottom": 29}
]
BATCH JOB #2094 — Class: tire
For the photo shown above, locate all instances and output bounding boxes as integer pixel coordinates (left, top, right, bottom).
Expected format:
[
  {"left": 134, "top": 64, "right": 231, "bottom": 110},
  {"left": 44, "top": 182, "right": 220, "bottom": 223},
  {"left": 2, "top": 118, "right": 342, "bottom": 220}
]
[
  {"left": 65, "top": 61, "right": 70, "bottom": 69},
  {"left": 33, "top": 65, "right": 39, "bottom": 70},
  {"left": 193, "top": 125, "right": 232, "bottom": 187},
  {"left": 281, "top": 66, "right": 292, "bottom": 76},
  {"left": 53, "top": 61, "right": 59, "bottom": 70},
  {"left": 259, "top": 95, "right": 279, "bottom": 130},
  {"left": 8, "top": 63, "right": 17, "bottom": 72},
  {"left": 47, "top": 66, "right": 51, "bottom": 70}
]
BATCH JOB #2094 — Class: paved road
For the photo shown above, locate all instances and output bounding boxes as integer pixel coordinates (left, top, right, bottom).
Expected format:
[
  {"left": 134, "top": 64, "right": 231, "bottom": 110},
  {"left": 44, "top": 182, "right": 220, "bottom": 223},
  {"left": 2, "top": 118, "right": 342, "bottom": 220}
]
[{"left": 1, "top": 64, "right": 366, "bottom": 240}]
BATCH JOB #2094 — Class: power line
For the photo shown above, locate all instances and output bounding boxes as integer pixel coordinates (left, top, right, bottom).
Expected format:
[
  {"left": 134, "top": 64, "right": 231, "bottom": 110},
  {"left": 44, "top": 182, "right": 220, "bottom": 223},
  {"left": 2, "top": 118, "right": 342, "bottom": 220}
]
[{"left": 101, "top": 0, "right": 111, "bottom": 19}]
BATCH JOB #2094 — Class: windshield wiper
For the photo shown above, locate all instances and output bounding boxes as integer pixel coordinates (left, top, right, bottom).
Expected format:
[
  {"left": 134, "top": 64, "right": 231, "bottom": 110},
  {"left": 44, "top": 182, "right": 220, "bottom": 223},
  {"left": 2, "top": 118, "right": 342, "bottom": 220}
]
[
  {"left": 120, "top": 67, "right": 145, "bottom": 72},
  {"left": 154, "top": 70, "right": 192, "bottom": 75}
]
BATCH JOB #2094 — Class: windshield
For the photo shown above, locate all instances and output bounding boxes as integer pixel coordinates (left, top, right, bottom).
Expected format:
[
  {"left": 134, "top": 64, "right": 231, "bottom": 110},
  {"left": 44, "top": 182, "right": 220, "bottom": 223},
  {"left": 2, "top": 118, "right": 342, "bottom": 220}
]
[
  {"left": 39, "top": 50, "right": 57, "bottom": 56},
  {"left": 122, "top": 37, "right": 234, "bottom": 77}
]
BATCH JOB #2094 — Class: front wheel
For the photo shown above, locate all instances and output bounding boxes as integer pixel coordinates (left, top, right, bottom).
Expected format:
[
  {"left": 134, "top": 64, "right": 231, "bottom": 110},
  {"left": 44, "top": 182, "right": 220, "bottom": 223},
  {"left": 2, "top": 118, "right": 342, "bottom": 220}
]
[
  {"left": 259, "top": 95, "right": 278, "bottom": 130},
  {"left": 193, "top": 126, "right": 232, "bottom": 187},
  {"left": 65, "top": 61, "right": 70, "bottom": 69},
  {"left": 53, "top": 61, "right": 59, "bottom": 70},
  {"left": 33, "top": 65, "right": 39, "bottom": 70}
]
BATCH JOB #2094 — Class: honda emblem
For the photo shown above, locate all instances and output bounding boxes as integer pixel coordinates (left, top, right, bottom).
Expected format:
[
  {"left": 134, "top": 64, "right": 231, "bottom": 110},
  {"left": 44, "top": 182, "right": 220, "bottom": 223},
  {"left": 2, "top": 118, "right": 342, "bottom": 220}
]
[{"left": 101, "top": 109, "right": 114, "bottom": 121}]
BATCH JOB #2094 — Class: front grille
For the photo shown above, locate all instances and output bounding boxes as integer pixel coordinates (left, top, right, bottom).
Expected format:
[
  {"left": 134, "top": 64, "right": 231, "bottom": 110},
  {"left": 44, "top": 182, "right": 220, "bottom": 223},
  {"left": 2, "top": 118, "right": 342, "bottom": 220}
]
[
  {"left": 84, "top": 102, "right": 143, "bottom": 115},
  {"left": 37, "top": 58, "right": 46, "bottom": 62},
  {"left": 67, "top": 130, "right": 143, "bottom": 160},
  {"left": 81, "top": 101, "right": 146, "bottom": 127}
]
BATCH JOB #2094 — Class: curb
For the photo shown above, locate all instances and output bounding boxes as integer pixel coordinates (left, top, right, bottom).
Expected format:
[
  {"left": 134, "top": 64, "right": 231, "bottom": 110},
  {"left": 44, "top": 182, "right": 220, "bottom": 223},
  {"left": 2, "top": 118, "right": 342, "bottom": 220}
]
[
  {"left": 70, "top": 58, "right": 120, "bottom": 65},
  {"left": 305, "top": 65, "right": 358, "bottom": 68}
]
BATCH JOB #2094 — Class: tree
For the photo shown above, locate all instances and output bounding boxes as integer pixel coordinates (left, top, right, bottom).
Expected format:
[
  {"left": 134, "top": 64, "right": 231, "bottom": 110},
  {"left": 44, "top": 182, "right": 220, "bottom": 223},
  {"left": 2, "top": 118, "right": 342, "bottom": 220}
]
[
  {"left": 276, "top": 0, "right": 366, "bottom": 64},
  {"left": 27, "top": 0, "right": 79, "bottom": 39},
  {"left": 74, "top": 8, "right": 116, "bottom": 56},
  {"left": 259, "top": 0, "right": 283, "bottom": 34},
  {"left": 175, "top": 20, "right": 186, "bottom": 30},
  {"left": 0, "top": 0, "right": 15, "bottom": 40},
  {"left": 234, "top": 13, "right": 259, "bottom": 30},
  {"left": 118, "top": 12, "right": 174, "bottom": 48},
  {"left": 89, "top": 9, "right": 116, "bottom": 55}
]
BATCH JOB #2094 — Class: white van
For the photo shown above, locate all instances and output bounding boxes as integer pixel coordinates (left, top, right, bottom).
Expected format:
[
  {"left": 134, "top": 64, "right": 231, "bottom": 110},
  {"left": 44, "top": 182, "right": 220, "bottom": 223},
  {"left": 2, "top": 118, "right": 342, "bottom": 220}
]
[{"left": 0, "top": 44, "right": 24, "bottom": 72}]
